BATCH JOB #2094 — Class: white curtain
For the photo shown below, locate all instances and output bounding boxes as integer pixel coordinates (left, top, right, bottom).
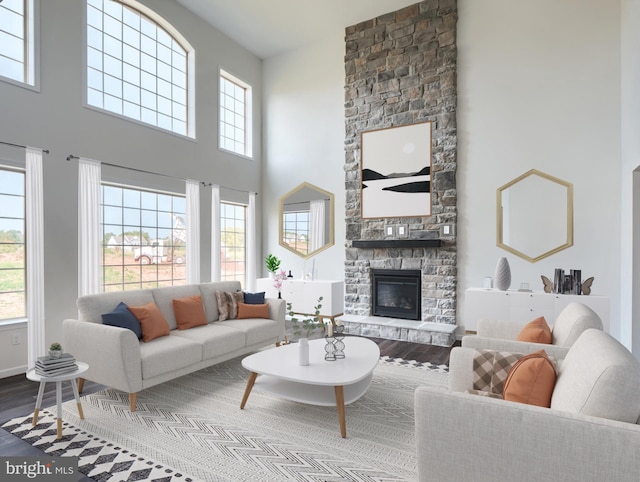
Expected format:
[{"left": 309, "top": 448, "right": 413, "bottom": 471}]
[
  {"left": 211, "top": 185, "right": 221, "bottom": 282},
  {"left": 26, "top": 147, "right": 45, "bottom": 369},
  {"left": 186, "top": 180, "right": 200, "bottom": 284},
  {"left": 309, "top": 199, "right": 326, "bottom": 252},
  {"left": 246, "top": 192, "right": 257, "bottom": 291},
  {"left": 78, "top": 159, "right": 102, "bottom": 297}
]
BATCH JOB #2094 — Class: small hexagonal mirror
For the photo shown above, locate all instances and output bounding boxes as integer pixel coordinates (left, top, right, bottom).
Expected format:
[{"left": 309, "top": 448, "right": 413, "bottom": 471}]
[
  {"left": 497, "top": 169, "right": 573, "bottom": 263},
  {"left": 279, "top": 182, "right": 334, "bottom": 259}
]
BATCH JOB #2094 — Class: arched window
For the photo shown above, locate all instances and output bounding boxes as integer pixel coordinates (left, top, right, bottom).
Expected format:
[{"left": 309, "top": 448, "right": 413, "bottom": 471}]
[{"left": 86, "top": 0, "right": 194, "bottom": 137}]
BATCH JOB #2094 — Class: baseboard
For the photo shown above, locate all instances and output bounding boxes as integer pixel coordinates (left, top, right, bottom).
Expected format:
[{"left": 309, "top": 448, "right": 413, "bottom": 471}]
[{"left": 0, "top": 365, "right": 27, "bottom": 379}]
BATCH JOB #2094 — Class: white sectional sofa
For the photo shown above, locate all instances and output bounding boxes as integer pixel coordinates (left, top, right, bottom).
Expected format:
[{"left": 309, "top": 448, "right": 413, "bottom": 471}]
[
  {"left": 63, "top": 281, "right": 285, "bottom": 411},
  {"left": 415, "top": 329, "right": 640, "bottom": 482}
]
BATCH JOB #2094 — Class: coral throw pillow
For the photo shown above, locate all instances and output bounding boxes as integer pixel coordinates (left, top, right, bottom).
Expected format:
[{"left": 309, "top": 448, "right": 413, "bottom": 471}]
[
  {"left": 127, "top": 302, "right": 170, "bottom": 342},
  {"left": 173, "top": 294, "right": 207, "bottom": 330},
  {"left": 503, "top": 350, "right": 557, "bottom": 407},
  {"left": 516, "top": 316, "right": 552, "bottom": 344},
  {"left": 215, "top": 290, "right": 244, "bottom": 320},
  {"left": 237, "top": 302, "right": 270, "bottom": 319}
]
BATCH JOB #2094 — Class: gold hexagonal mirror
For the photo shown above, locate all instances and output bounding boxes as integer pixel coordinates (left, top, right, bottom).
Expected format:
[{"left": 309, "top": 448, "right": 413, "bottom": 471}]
[
  {"left": 497, "top": 169, "right": 573, "bottom": 263},
  {"left": 279, "top": 182, "right": 334, "bottom": 259}
]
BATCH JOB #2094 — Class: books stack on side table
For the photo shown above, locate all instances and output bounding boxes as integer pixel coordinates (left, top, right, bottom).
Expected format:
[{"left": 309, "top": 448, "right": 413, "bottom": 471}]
[{"left": 35, "top": 353, "right": 78, "bottom": 376}]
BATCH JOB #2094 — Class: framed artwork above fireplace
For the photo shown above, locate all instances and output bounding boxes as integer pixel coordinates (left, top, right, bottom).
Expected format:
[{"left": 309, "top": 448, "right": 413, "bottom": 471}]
[{"left": 360, "top": 121, "right": 432, "bottom": 219}]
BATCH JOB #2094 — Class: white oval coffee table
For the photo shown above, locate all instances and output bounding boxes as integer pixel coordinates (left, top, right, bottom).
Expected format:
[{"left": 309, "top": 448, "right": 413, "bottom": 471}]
[{"left": 240, "top": 336, "right": 380, "bottom": 438}]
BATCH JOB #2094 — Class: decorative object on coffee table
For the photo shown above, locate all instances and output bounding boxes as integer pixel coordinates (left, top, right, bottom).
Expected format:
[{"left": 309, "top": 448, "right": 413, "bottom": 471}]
[
  {"left": 288, "top": 297, "right": 324, "bottom": 340},
  {"left": 494, "top": 257, "right": 511, "bottom": 291},
  {"left": 298, "top": 337, "right": 309, "bottom": 366}
]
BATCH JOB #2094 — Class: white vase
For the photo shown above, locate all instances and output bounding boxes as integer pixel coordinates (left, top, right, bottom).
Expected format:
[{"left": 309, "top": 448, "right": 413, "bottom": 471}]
[
  {"left": 298, "top": 338, "right": 309, "bottom": 366},
  {"left": 268, "top": 271, "right": 275, "bottom": 279},
  {"left": 495, "top": 257, "right": 511, "bottom": 291}
]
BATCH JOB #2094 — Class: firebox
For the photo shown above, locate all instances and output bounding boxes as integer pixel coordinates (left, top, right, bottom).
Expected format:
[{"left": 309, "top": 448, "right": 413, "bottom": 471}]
[{"left": 371, "top": 269, "right": 421, "bottom": 320}]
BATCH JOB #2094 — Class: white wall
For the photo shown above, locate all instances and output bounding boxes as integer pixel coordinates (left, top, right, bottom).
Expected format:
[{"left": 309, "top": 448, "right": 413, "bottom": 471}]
[
  {"left": 262, "top": 31, "right": 346, "bottom": 281},
  {"left": 262, "top": 0, "right": 626, "bottom": 342},
  {"left": 457, "top": 0, "right": 622, "bottom": 337},
  {"left": 0, "top": 0, "right": 263, "bottom": 375}
]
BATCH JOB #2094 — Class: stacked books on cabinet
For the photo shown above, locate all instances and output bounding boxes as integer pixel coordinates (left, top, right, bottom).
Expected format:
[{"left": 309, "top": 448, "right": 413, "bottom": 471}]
[{"left": 35, "top": 353, "right": 78, "bottom": 376}]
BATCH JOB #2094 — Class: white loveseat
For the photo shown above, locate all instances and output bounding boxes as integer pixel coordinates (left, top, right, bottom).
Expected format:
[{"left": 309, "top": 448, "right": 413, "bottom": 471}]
[
  {"left": 63, "top": 281, "right": 285, "bottom": 411},
  {"left": 415, "top": 329, "right": 640, "bottom": 482}
]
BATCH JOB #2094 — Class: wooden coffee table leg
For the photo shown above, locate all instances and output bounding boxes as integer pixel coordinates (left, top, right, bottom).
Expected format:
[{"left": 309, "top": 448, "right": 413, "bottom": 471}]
[
  {"left": 240, "top": 372, "right": 258, "bottom": 409},
  {"left": 334, "top": 385, "right": 346, "bottom": 438}
]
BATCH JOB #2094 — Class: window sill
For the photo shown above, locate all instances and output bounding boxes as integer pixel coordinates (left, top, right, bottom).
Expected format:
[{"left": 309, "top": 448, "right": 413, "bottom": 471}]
[{"left": 0, "top": 318, "right": 28, "bottom": 328}]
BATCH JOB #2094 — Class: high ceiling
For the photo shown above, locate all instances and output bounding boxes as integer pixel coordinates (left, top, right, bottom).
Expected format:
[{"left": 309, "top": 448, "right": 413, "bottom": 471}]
[{"left": 176, "top": 0, "right": 419, "bottom": 59}]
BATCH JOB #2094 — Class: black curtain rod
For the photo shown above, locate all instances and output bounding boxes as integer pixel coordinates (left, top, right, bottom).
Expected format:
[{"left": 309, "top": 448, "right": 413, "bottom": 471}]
[
  {"left": 0, "top": 140, "right": 50, "bottom": 154},
  {"left": 66, "top": 155, "right": 256, "bottom": 196}
]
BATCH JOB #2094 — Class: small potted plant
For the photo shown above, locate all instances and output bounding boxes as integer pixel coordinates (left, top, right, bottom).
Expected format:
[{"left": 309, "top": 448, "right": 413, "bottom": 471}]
[
  {"left": 49, "top": 342, "right": 63, "bottom": 359},
  {"left": 265, "top": 254, "right": 281, "bottom": 277}
]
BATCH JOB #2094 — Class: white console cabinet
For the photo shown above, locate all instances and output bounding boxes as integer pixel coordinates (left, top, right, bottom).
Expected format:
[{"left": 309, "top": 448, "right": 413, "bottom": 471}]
[
  {"left": 256, "top": 278, "right": 344, "bottom": 321},
  {"left": 464, "top": 288, "right": 610, "bottom": 333}
]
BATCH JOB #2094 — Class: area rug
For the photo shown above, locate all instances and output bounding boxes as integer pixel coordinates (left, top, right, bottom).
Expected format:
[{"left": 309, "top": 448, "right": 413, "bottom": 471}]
[{"left": 3, "top": 355, "right": 448, "bottom": 482}]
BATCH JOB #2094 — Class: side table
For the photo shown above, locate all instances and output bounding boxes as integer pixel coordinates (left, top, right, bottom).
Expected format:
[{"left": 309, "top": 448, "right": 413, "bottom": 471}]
[{"left": 26, "top": 361, "right": 89, "bottom": 439}]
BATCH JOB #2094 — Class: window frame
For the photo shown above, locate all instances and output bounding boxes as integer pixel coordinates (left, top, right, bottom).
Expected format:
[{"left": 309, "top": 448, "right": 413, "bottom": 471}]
[
  {"left": 100, "top": 181, "right": 187, "bottom": 292},
  {"left": 0, "top": 0, "right": 40, "bottom": 91},
  {"left": 220, "top": 201, "right": 247, "bottom": 287},
  {"left": 219, "top": 68, "right": 253, "bottom": 159},
  {"left": 0, "top": 164, "right": 26, "bottom": 323},
  {"left": 84, "top": 0, "right": 196, "bottom": 139}
]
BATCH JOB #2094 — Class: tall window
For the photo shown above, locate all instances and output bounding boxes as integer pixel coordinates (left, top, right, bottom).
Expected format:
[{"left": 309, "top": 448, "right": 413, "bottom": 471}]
[
  {"left": 0, "top": 0, "right": 36, "bottom": 86},
  {"left": 220, "top": 202, "right": 246, "bottom": 287},
  {"left": 0, "top": 167, "right": 25, "bottom": 320},
  {"left": 219, "top": 69, "right": 252, "bottom": 158},
  {"left": 86, "top": 0, "right": 193, "bottom": 137},
  {"left": 101, "top": 184, "right": 186, "bottom": 291}
]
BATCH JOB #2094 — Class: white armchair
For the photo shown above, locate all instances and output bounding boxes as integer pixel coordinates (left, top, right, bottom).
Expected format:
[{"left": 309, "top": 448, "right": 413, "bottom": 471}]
[
  {"left": 415, "top": 329, "right": 640, "bottom": 482},
  {"left": 461, "top": 301, "right": 603, "bottom": 359}
]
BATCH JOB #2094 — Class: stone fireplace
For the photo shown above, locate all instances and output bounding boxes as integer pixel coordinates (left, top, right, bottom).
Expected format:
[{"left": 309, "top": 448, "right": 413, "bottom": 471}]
[
  {"left": 371, "top": 269, "right": 421, "bottom": 320},
  {"left": 340, "top": 1, "right": 458, "bottom": 347}
]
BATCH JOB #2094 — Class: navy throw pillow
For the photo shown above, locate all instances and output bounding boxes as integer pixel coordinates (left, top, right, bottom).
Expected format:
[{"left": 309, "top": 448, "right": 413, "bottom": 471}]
[
  {"left": 244, "top": 291, "right": 266, "bottom": 304},
  {"left": 102, "top": 302, "right": 142, "bottom": 339}
]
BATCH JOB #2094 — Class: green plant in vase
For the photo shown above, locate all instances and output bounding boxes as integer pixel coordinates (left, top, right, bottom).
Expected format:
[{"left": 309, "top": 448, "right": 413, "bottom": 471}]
[
  {"left": 289, "top": 297, "right": 324, "bottom": 340},
  {"left": 265, "top": 254, "right": 281, "bottom": 276},
  {"left": 49, "top": 342, "right": 63, "bottom": 359}
]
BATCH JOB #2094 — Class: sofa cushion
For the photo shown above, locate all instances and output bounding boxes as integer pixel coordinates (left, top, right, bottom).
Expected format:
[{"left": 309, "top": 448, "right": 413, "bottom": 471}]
[
  {"left": 503, "top": 350, "right": 557, "bottom": 407},
  {"left": 472, "top": 349, "right": 522, "bottom": 395},
  {"left": 237, "top": 302, "right": 270, "bottom": 319},
  {"left": 516, "top": 317, "right": 552, "bottom": 344},
  {"left": 244, "top": 291, "right": 266, "bottom": 304},
  {"left": 127, "top": 302, "right": 170, "bottom": 342},
  {"left": 139, "top": 333, "right": 202, "bottom": 379},
  {"left": 199, "top": 281, "right": 242, "bottom": 322},
  {"left": 551, "top": 302, "right": 603, "bottom": 346},
  {"left": 152, "top": 285, "right": 202, "bottom": 330},
  {"left": 551, "top": 329, "right": 640, "bottom": 423},
  {"left": 77, "top": 289, "right": 154, "bottom": 323},
  {"left": 217, "top": 318, "right": 280, "bottom": 346},
  {"left": 172, "top": 294, "right": 207, "bottom": 330},
  {"left": 101, "top": 302, "right": 143, "bottom": 339},
  {"left": 215, "top": 290, "right": 243, "bottom": 320},
  {"left": 172, "top": 323, "right": 246, "bottom": 360}
]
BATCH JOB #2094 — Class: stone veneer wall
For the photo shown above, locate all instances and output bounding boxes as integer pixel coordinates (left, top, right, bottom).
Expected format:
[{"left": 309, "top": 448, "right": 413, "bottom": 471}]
[{"left": 344, "top": 0, "right": 458, "bottom": 326}]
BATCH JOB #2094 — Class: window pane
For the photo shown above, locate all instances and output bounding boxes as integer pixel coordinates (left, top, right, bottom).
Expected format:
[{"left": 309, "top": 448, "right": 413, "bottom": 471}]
[
  {"left": 102, "top": 183, "right": 186, "bottom": 291},
  {"left": 219, "top": 71, "right": 250, "bottom": 157},
  {"left": 86, "top": 1, "right": 190, "bottom": 135},
  {"left": 0, "top": 167, "right": 25, "bottom": 320}
]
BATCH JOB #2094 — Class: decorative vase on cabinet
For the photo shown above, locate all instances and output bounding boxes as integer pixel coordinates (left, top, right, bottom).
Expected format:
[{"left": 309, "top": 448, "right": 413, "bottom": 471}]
[{"left": 495, "top": 257, "right": 511, "bottom": 291}]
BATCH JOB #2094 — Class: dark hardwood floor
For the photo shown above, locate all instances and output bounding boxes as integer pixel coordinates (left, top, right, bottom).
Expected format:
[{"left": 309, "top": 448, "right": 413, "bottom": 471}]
[{"left": 0, "top": 337, "right": 458, "bottom": 476}]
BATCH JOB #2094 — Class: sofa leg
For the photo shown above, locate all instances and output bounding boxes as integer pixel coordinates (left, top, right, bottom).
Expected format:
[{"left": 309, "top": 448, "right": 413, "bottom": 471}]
[
  {"left": 77, "top": 378, "right": 85, "bottom": 394},
  {"left": 129, "top": 393, "right": 137, "bottom": 412}
]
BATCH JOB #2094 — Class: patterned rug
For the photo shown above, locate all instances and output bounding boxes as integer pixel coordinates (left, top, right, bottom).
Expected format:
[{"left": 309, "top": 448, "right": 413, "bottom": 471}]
[{"left": 3, "top": 355, "right": 448, "bottom": 482}]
